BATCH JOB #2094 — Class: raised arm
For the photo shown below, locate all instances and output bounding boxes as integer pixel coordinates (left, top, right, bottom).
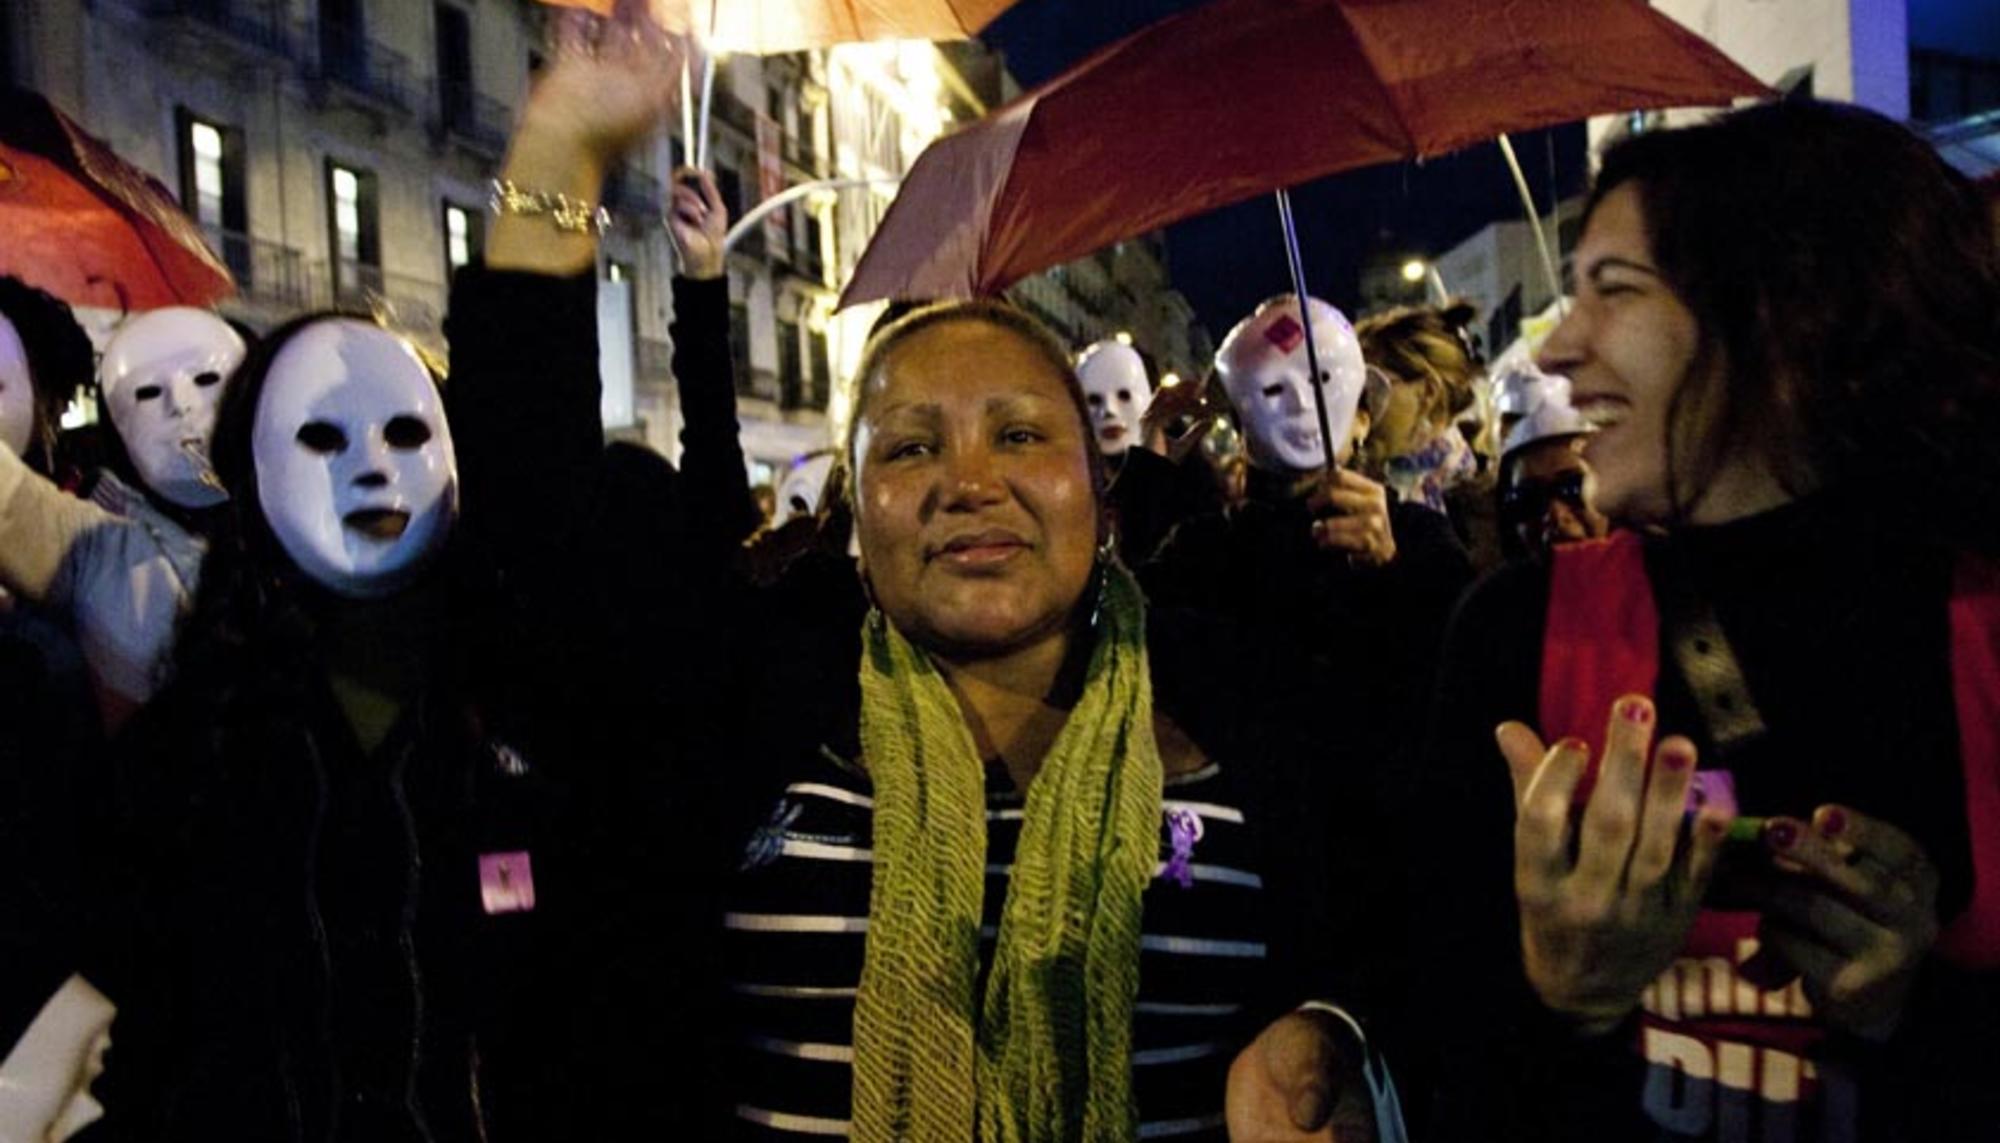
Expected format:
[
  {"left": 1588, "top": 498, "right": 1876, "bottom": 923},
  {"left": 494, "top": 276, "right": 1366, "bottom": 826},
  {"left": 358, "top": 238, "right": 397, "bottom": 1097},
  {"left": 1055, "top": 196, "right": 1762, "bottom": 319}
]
[{"left": 0, "top": 439, "right": 117, "bottom": 607}]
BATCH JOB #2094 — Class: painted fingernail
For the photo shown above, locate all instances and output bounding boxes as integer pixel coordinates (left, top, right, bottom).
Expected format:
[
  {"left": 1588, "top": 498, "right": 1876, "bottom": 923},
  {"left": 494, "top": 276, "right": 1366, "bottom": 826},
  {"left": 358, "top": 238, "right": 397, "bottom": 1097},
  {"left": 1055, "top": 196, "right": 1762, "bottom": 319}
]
[
  {"left": 1819, "top": 808, "right": 1847, "bottom": 837},
  {"left": 1556, "top": 737, "right": 1589, "bottom": 756},
  {"left": 1766, "top": 821, "right": 1799, "bottom": 851},
  {"left": 1659, "top": 748, "right": 1693, "bottom": 772},
  {"left": 1618, "top": 697, "right": 1654, "bottom": 725}
]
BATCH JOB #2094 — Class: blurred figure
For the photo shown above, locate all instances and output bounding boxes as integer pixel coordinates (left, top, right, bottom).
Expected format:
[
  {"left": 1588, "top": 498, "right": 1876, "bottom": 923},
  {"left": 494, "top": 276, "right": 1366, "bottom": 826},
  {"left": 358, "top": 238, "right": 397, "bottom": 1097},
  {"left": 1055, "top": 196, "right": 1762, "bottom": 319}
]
[
  {"left": 770, "top": 448, "right": 836, "bottom": 528},
  {"left": 749, "top": 480, "right": 776, "bottom": 525},
  {"left": 1496, "top": 388, "right": 1607, "bottom": 561},
  {"left": 1075, "top": 336, "right": 1153, "bottom": 458},
  {"left": 1357, "top": 301, "right": 1502, "bottom": 570}
]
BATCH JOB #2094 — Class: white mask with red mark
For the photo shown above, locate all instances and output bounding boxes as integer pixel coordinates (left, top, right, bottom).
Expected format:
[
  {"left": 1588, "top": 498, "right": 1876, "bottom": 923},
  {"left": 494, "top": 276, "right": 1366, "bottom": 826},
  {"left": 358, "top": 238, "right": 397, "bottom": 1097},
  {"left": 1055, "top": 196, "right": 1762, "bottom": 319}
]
[
  {"left": 251, "top": 320, "right": 457, "bottom": 599},
  {"left": 99, "top": 307, "right": 246, "bottom": 507},
  {"left": 1214, "top": 296, "right": 1365, "bottom": 473},
  {"left": 1075, "top": 340, "right": 1152, "bottom": 457}
]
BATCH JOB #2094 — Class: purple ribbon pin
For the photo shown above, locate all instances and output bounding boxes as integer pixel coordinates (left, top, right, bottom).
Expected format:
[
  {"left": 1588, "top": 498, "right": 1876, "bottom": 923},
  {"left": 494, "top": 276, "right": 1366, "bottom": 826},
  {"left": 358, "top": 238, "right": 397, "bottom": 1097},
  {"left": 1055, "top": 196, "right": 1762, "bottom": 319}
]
[{"left": 1162, "top": 807, "right": 1205, "bottom": 889}]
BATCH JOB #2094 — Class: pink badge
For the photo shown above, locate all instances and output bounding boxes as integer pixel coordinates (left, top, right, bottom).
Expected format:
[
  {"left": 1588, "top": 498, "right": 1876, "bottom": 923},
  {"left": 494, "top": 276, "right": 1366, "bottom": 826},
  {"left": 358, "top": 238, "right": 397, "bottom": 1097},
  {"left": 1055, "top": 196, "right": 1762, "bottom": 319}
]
[
  {"left": 479, "top": 851, "right": 536, "bottom": 915},
  {"left": 1263, "top": 315, "right": 1306, "bottom": 353},
  {"left": 1688, "top": 770, "right": 1738, "bottom": 817}
]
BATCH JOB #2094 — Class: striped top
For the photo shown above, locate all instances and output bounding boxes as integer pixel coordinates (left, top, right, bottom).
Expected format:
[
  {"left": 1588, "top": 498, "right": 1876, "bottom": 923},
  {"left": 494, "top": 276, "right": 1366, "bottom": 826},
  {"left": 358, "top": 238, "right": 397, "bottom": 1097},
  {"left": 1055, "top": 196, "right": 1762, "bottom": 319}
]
[{"left": 720, "top": 748, "right": 1269, "bottom": 1140}]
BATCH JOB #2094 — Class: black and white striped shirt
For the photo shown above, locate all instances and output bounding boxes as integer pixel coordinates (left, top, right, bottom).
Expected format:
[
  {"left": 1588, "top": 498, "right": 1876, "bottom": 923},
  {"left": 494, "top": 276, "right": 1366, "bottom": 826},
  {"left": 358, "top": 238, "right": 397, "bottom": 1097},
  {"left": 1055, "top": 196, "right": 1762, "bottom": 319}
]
[{"left": 720, "top": 748, "right": 1269, "bottom": 1140}]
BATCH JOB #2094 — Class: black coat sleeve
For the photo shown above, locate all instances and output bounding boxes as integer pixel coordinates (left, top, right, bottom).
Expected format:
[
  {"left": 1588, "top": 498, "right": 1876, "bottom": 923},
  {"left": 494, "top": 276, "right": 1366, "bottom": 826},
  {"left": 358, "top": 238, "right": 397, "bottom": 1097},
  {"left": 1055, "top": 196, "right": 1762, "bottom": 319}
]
[{"left": 669, "top": 276, "right": 762, "bottom": 558}]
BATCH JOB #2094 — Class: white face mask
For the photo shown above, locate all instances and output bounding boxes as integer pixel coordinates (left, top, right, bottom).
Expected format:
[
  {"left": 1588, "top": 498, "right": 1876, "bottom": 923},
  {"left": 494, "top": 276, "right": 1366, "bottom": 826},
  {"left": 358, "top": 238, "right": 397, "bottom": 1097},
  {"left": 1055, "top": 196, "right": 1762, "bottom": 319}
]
[
  {"left": 773, "top": 452, "right": 836, "bottom": 528},
  {"left": 1075, "top": 340, "right": 1153, "bottom": 456},
  {"left": 251, "top": 320, "right": 458, "bottom": 599},
  {"left": 0, "top": 315, "right": 33, "bottom": 459},
  {"left": 99, "top": 307, "right": 246, "bottom": 508},
  {"left": 1215, "top": 296, "right": 1366, "bottom": 473}
]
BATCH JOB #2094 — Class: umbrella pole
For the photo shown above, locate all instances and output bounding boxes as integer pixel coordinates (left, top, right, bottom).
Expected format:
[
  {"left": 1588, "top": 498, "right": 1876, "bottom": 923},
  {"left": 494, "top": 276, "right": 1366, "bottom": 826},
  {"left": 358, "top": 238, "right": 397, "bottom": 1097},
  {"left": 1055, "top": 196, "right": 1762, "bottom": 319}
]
[
  {"left": 1274, "top": 190, "right": 1341, "bottom": 472},
  {"left": 1498, "top": 133, "right": 1567, "bottom": 317},
  {"left": 681, "top": 51, "right": 696, "bottom": 165},
  {"left": 697, "top": 49, "right": 717, "bottom": 169}
]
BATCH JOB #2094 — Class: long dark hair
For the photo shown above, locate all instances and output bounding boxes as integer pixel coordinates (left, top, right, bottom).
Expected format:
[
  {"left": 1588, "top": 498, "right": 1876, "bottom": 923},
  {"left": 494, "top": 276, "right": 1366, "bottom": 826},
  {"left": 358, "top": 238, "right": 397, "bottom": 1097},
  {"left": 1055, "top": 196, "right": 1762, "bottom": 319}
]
[
  {"left": 0, "top": 275, "right": 91, "bottom": 475},
  {"left": 1588, "top": 99, "right": 2000, "bottom": 553}
]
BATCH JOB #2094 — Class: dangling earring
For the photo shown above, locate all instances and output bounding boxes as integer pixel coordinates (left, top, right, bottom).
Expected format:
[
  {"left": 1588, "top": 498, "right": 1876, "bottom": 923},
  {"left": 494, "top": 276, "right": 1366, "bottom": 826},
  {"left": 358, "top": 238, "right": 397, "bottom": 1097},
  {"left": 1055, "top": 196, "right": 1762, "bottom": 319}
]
[
  {"left": 858, "top": 566, "right": 886, "bottom": 635},
  {"left": 1088, "top": 532, "right": 1116, "bottom": 630}
]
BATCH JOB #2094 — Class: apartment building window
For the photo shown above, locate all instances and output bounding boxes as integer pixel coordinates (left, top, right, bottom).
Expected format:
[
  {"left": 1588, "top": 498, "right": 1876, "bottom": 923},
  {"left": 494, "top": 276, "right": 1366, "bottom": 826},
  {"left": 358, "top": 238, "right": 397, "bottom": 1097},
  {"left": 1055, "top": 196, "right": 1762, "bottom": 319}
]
[
  {"left": 807, "top": 328, "right": 831, "bottom": 408},
  {"left": 0, "top": 5, "right": 15, "bottom": 88},
  {"left": 728, "top": 300, "right": 752, "bottom": 397},
  {"left": 321, "top": 0, "right": 364, "bottom": 79},
  {"left": 177, "top": 111, "right": 250, "bottom": 282},
  {"left": 777, "top": 317, "right": 802, "bottom": 407},
  {"left": 436, "top": 4, "right": 473, "bottom": 128},
  {"left": 326, "top": 161, "right": 382, "bottom": 300},
  {"left": 442, "top": 201, "right": 483, "bottom": 274}
]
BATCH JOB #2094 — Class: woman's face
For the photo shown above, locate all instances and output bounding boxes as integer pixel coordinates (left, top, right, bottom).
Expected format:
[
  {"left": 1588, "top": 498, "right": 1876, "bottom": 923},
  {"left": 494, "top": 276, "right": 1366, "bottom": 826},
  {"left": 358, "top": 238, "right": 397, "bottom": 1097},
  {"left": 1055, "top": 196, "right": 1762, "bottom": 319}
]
[
  {"left": 1536, "top": 183, "right": 1702, "bottom": 524},
  {"left": 852, "top": 319, "right": 1099, "bottom": 658}
]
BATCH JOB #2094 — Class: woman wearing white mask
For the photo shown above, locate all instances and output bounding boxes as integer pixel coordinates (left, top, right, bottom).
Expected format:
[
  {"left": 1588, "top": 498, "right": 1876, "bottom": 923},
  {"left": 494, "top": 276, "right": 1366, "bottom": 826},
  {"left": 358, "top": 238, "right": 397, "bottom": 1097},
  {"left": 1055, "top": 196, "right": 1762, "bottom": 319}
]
[{"left": 0, "top": 303, "right": 246, "bottom": 725}]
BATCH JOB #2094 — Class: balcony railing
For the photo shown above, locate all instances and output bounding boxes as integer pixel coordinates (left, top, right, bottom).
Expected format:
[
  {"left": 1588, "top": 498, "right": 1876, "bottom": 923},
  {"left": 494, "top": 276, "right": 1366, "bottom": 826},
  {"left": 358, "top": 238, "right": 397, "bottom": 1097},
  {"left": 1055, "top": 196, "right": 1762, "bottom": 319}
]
[
  {"left": 306, "top": 19, "right": 414, "bottom": 113},
  {"left": 200, "top": 226, "right": 312, "bottom": 311},
  {"left": 129, "top": 0, "right": 291, "bottom": 56},
  {"left": 431, "top": 81, "right": 512, "bottom": 159}
]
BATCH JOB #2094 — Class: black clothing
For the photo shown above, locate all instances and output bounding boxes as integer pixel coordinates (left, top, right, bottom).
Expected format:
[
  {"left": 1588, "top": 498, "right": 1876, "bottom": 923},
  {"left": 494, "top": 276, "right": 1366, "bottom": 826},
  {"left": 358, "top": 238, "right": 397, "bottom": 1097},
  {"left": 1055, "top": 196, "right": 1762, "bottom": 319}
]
[
  {"left": 1413, "top": 497, "right": 1995, "bottom": 1142},
  {"left": 1108, "top": 445, "right": 1220, "bottom": 567},
  {"left": 1142, "top": 464, "right": 1475, "bottom": 753}
]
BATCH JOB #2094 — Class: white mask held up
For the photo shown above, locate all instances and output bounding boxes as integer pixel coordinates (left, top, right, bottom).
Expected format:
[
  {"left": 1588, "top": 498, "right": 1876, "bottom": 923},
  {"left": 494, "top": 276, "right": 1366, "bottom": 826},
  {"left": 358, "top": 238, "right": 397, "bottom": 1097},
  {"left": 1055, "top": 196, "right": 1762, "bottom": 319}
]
[
  {"left": 0, "top": 314, "right": 33, "bottom": 458},
  {"left": 1214, "top": 296, "right": 1366, "bottom": 474},
  {"left": 251, "top": 320, "right": 458, "bottom": 599},
  {"left": 1075, "top": 340, "right": 1153, "bottom": 457},
  {"left": 773, "top": 451, "right": 836, "bottom": 528},
  {"left": 99, "top": 307, "right": 246, "bottom": 508}
]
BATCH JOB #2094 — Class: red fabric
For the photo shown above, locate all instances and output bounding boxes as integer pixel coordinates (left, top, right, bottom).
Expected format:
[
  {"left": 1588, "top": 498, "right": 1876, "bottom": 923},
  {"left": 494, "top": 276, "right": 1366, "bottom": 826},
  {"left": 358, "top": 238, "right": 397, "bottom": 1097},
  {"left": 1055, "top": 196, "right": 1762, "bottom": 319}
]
[
  {"left": 844, "top": 0, "right": 1768, "bottom": 307},
  {"left": 1539, "top": 533, "right": 2000, "bottom": 968},
  {"left": 0, "top": 89, "right": 233, "bottom": 310},
  {"left": 1940, "top": 556, "right": 2000, "bottom": 967}
]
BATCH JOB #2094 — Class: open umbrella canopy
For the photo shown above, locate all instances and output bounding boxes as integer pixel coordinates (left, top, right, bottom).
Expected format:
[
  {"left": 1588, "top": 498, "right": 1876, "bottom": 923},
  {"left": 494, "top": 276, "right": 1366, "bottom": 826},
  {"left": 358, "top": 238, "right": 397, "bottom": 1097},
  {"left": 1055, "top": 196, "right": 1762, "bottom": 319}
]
[
  {"left": 541, "top": 0, "right": 1020, "bottom": 54},
  {"left": 841, "top": 0, "right": 1768, "bottom": 307},
  {"left": 0, "top": 88, "right": 235, "bottom": 311}
]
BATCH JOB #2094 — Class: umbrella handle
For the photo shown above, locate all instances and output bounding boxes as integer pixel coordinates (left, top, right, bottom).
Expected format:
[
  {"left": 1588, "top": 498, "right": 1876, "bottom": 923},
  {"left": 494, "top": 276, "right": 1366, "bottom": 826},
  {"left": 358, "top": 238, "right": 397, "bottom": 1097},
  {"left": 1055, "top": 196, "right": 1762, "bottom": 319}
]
[
  {"left": 1274, "top": 190, "right": 1341, "bottom": 473},
  {"left": 697, "top": 49, "right": 717, "bottom": 170},
  {"left": 1498, "top": 134, "right": 1567, "bottom": 319}
]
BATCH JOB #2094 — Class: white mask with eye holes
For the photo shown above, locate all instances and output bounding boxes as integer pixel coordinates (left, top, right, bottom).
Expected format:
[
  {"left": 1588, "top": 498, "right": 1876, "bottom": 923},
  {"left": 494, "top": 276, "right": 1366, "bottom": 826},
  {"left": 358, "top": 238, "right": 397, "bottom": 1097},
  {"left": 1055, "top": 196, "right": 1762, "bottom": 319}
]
[
  {"left": 1214, "top": 295, "right": 1366, "bottom": 474},
  {"left": 99, "top": 307, "right": 246, "bottom": 508},
  {"left": 251, "top": 320, "right": 458, "bottom": 600},
  {"left": 773, "top": 451, "right": 836, "bottom": 528},
  {"left": 0, "top": 314, "right": 33, "bottom": 458},
  {"left": 1075, "top": 340, "right": 1153, "bottom": 457}
]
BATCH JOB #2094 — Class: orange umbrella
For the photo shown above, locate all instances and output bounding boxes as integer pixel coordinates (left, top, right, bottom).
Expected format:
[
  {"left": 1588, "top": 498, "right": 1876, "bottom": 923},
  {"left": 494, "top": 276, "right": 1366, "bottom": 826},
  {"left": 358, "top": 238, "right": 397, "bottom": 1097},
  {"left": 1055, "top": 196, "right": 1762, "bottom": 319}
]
[
  {"left": 541, "top": 0, "right": 1019, "bottom": 54},
  {"left": 841, "top": 0, "right": 1769, "bottom": 307},
  {"left": 0, "top": 88, "right": 235, "bottom": 311}
]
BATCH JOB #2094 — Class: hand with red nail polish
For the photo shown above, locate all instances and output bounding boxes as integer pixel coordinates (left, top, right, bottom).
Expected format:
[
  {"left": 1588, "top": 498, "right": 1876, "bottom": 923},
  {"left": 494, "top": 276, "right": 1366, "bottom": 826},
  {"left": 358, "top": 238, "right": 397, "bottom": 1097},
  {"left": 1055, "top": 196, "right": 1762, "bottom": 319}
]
[
  {"left": 1735, "top": 805, "right": 1940, "bottom": 1042},
  {"left": 1495, "top": 696, "right": 1733, "bottom": 1038}
]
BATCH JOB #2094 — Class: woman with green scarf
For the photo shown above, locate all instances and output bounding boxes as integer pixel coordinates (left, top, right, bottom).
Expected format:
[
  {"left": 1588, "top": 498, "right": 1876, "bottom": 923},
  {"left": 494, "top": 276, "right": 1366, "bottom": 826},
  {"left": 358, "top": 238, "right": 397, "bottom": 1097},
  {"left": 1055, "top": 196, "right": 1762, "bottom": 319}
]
[
  {"left": 470, "top": 15, "right": 1404, "bottom": 1139},
  {"left": 706, "top": 296, "right": 1408, "bottom": 1142}
]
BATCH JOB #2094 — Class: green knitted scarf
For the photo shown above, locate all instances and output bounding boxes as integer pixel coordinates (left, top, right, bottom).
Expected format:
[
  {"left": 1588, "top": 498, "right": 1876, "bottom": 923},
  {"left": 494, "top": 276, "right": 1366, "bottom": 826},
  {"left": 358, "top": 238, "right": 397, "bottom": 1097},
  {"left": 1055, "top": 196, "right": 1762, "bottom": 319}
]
[{"left": 851, "top": 563, "right": 1162, "bottom": 1142}]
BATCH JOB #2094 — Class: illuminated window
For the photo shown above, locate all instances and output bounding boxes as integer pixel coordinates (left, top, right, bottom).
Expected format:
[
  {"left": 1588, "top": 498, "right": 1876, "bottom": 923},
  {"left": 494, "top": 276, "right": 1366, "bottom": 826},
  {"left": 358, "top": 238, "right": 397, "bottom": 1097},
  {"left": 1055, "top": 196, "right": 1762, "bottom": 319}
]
[
  {"left": 443, "top": 201, "right": 483, "bottom": 273},
  {"left": 325, "top": 160, "right": 381, "bottom": 299},
  {"left": 176, "top": 110, "right": 248, "bottom": 280}
]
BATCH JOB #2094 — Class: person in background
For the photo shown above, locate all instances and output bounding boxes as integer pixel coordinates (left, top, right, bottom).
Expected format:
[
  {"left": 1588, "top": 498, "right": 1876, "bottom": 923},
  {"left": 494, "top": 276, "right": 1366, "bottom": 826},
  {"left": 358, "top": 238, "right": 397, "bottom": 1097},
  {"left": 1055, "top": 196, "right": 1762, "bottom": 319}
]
[
  {"left": 0, "top": 304, "right": 246, "bottom": 725},
  {"left": 1144, "top": 294, "right": 1474, "bottom": 763},
  {"left": 1414, "top": 99, "right": 2000, "bottom": 1143},
  {"left": 1496, "top": 389, "right": 1608, "bottom": 562},
  {"left": 1078, "top": 336, "right": 1222, "bottom": 564},
  {"left": 1356, "top": 301, "right": 1501, "bottom": 570}
]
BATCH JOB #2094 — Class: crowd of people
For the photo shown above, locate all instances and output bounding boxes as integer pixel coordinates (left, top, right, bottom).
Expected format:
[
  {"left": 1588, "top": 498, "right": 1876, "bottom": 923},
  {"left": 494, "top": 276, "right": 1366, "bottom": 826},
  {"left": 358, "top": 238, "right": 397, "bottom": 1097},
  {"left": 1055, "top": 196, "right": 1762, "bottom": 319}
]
[{"left": 2, "top": 10, "right": 1998, "bottom": 1142}]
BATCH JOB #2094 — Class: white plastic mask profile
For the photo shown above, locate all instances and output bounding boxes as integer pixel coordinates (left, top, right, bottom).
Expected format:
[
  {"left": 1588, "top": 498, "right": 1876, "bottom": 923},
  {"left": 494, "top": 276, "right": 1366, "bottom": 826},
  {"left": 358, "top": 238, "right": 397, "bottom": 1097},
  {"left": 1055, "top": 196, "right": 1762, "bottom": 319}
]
[
  {"left": 251, "top": 320, "right": 458, "bottom": 599},
  {"left": 1074, "top": 340, "right": 1153, "bottom": 456},
  {"left": 772, "top": 451, "right": 836, "bottom": 528},
  {"left": 99, "top": 307, "right": 246, "bottom": 508},
  {"left": 0, "top": 973, "right": 117, "bottom": 1142},
  {"left": 0, "top": 314, "right": 33, "bottom": 458},
  {"left": 1214, "top": 295, "right": 1366, "bottom": 473},
  {"left": 1492, "top": 358, "right": 1571, "bottom": 419}
]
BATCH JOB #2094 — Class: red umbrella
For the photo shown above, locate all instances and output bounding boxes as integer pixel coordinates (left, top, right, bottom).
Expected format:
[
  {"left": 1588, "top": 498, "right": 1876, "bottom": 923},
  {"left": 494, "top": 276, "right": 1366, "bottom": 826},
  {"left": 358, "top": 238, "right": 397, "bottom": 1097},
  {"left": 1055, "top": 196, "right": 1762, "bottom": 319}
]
[
  {"left": 0, "top": 87, "right": 235, "bottom": 311},
  {"left": 841, "top": 0, "right": 1768, "bottom": 307}
]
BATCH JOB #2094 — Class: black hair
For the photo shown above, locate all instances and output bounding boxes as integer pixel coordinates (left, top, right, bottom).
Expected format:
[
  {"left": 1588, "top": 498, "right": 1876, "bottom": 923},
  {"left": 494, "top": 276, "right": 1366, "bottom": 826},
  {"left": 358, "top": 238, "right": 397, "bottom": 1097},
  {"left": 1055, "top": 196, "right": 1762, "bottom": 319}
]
[
  {"left": 1586, "top": 99, "right": 2000, "bottom": 553},
  {"left": 0, "top": 276, "right": 92, "bottom": 475},
  {"left": 843, "top": 298, "right": 1110, "bottom": 517}
]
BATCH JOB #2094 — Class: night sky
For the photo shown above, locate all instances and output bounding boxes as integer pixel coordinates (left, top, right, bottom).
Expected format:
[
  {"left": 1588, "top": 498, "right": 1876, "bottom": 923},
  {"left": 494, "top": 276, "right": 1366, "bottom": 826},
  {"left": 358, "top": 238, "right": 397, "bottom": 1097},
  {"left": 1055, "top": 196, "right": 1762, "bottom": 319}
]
[{"left": 982, "top": 0, "right": 1591, "bottom": 338}]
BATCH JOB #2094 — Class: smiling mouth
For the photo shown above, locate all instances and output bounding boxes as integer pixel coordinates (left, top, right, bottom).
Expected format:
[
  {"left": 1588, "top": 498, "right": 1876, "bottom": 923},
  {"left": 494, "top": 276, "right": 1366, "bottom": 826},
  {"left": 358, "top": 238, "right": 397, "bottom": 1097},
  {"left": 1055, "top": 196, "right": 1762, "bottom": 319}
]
[
  {"left": 1572, "top": 396, "right": 1630, "bottom": 431},
  {"left": 344, "top": 508, "right": 411, "bottom": 541},
  {"left": 1100, "top": 425, "right": 1127, "bottom": 442}
]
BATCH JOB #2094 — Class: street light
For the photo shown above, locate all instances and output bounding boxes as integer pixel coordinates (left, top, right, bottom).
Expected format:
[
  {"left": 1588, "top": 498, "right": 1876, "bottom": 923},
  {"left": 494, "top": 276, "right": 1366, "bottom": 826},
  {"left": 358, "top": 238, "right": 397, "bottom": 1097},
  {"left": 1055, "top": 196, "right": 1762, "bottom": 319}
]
[{"left": 1400, "top": 258, "right": 1427, "bottom": 284}]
